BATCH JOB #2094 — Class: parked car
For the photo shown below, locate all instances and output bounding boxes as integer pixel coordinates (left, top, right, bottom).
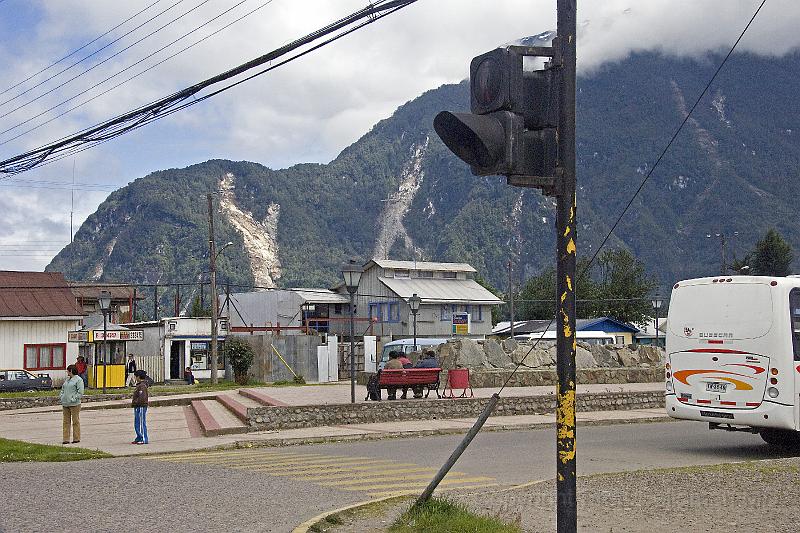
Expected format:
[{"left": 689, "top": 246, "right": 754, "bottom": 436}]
[
  {"left": 0, "top": 369, "right": 53, "bottom": 392},
  {"left": 377, "top": 338, "right": 453, "bottom": 370}
]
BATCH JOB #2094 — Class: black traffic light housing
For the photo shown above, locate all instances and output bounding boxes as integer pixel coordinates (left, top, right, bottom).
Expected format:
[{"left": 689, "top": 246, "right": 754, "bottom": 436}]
[{"left": 433, "top": 47, "right": 559, "bottom": 185}]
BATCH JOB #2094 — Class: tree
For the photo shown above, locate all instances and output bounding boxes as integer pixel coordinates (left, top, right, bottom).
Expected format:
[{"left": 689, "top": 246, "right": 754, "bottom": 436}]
[
  {"left": 750, "top": 228, "right": 794, "bottom": 276},
  {"left": 474, "top": 275, "right": 503, "bottom": 325},
  {"left": 517, "top": 249, "right": 657, "bottom": 325},
  {"left": 223, "top": 337, "right": 255, "bottom": 385},
  {"left": 190, "top": 295, "right": 211, "bottom": 318}
]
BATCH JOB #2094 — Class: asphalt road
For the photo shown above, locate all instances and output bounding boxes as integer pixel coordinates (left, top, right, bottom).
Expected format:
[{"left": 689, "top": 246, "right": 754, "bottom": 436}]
[{"left": 1, "top": 421, "right": 795, "bottom": 533}]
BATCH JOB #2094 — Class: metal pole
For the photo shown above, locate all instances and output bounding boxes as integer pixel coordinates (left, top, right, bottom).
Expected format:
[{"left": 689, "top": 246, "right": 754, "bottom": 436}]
[
  {"left": 655, "top": 304, "right": 660, "bottom": 348},
  {"left": 508, "top": 260, "right": 515, "bottom": 338},
  {"left": 102, "top": 310, "right": 108, "bottom": 394},
  {"left": 416, "top": 393, "right": 500, "bottom": 505},
  {"left": 153, "top": 285, "right": 158, "bottom": 321},
  {"left": 349, "top": 291, "right": 356, "bottom": 403},
  {"left": 412, "top": 310, "right": 418, "bottom": 351},
  {"left": 555, "top": 1, "right": 578, "bottom": 531},
  {"left": 208, "top": 193, "right": 219, "bottom": 385},
  {"left": 721, "top": 233, "right": 727, "bottom": 276}
]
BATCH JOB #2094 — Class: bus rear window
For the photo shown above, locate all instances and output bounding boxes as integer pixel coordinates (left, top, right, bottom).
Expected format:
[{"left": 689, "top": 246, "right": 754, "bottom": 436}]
[
  {"left": 790, "top": 289, "right": 800, "bottom": 360},
  {"left": 668, "top": 283, "right": 773, "bottom": 340}
]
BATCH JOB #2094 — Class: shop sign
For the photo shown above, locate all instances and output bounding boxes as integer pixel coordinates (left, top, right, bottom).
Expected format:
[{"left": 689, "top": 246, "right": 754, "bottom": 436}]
[
  {"left": 68, "top": 330, "right": 89, "bottom": 342},
  {"left": 452, "top": 312, "right": 471, "bottom": 335},
  {"left": 92, "top": 329, "right": 144, "bottom": 341}
]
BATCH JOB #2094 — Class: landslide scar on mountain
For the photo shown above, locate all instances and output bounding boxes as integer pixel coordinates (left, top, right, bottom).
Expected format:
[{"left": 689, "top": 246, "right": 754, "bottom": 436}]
[
  {"left": 218, "top": 172, "right": 282, "bottom": 287},
  {"left": 374, "top": 138, "right": 429, "bottom": 259}
]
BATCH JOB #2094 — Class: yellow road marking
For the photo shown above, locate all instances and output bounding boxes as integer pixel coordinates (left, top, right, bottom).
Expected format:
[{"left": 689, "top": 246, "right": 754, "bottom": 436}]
[
  {"left": 317, "top": 472, "right": 467, "bottom": 487},
  {"left": 245, "top": 458, "right": 390, "bottom": 472},
  {"left": 286, "top": 463, "right": 421, "bottom": 477},
  {"left": 346, "top": 476, "right": 495, "bottom": 492},
  {"left": 296, "top": 466, "right": 438, "bottom": 481},
  {"left": 167, "top": 453, "right": 322, "bottom": 465}
]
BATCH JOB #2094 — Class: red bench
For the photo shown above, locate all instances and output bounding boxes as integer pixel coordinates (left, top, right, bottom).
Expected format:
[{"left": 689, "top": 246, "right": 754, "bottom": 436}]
[{"left": 378, "top": 368, "right": 441, "bottom": 399}]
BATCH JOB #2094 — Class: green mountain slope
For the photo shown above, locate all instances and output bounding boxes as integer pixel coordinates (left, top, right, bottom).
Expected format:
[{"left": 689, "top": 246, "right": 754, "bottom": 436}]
[{"left": 47, "top": 50, "right": 800, "bottom": 312}]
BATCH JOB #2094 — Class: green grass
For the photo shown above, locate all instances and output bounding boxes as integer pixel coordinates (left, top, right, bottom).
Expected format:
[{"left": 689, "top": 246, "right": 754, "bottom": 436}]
[
  {"left": 390, "top": 498, "right": 521, "bottom": 533},
  {"left": 0, "top": 380, "right": 277, "bottom": 399},
  {"left": 0, "top": 438, "right": 112, "bottom": 462}
]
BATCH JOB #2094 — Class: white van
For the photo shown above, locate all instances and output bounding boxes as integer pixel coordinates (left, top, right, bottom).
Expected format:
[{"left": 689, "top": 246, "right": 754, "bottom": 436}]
[{"left": 377, "top": 338, "right": 451, "bottom": 370}]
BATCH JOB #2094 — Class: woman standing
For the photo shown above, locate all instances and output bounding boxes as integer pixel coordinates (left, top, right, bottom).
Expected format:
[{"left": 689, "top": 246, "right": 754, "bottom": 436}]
[
  {"left": 60, "top": 365, "right": 84, "bottom": 444},
  {"left": 131, "top": 370, "right": 149, "bottom": 444}
]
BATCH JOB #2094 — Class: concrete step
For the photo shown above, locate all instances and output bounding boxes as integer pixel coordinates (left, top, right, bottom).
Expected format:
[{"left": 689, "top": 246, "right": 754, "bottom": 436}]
[
  {"left": 239, "top": 388, "right": 288, "bottom": 406},
  {"left": 215, "top": 394, "right": 250, "bottom": 423},
  {"left": 190, "top": 399, "right": 248, "bottom": 437},
  {"left": 229, "top": 393, "right": 263, "bottom": 410}
]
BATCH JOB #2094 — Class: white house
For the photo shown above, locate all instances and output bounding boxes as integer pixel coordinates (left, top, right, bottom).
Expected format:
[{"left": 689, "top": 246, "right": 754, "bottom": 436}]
[{"left": 0, "top": 271, "right": 84, "bottom": 383}]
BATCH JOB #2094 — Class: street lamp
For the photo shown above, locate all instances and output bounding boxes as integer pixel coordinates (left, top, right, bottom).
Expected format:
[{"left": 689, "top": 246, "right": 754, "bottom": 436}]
[
  {"left": 98, "top": 290, "right": 112, "bottom": 394},
  {"left": 409, "top": 293, "right": 421, "bottom": 352},
  {"left": 651, "top": 297, "right": 663, "bottom": 349},
  {"left": 210, "top": 240, "right": 234, "bottom": 385},
  {"left": 706, "top": 231, "right": 739, "bottom": 275},
  {"left": 341, "top": 259, "right": 363, "bottom": 404}
]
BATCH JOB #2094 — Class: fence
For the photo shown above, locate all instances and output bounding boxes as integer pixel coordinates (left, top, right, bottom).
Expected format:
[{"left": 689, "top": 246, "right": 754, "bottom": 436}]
[{"left": 133, "top": 354, "right": 165, "bottom": 383}]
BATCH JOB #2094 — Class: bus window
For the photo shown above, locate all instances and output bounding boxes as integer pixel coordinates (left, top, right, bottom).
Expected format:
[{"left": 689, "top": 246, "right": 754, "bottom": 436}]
[{"left": 790, "top": 289, "right": 800, "bottom": 361}]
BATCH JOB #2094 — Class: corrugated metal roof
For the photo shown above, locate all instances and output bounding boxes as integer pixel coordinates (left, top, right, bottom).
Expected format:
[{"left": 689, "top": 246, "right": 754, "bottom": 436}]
[
  {"left": 0, "top": 271, "right": 84, "bottom": 318},
  {"left": 289, "top": 288, "right": 350, "bottom": 304},
  {"left": 378, "top": 277, "right": 502, "bottom": 304},
  {"left": 369, "top": 259, "right": 476, "bottom": 273},
  {"left": 69, "top": 283, "right": 145, "bottom": 300}
]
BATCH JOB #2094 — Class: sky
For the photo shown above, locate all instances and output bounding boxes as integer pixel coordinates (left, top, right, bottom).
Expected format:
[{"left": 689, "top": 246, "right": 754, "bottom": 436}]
[{"left": 0, "top": 0, "right": 797, "bottom": 272}]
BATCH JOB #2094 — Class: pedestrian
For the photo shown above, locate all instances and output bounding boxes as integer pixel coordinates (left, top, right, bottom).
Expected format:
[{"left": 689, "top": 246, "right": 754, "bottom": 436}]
[
  {"left": 131, "top": 369, "right": 150, "bottom": 445},
  {"left": 397, "top": 352, "right": 413, "bottom": 399},
  {"left": 184, "top": 366, "right": 195, "bottom": 385},
  {"left": 412, "top": 349, "right": 440, "bottom": 398},
  {"left": 75, "top": 356, "right": 88, "bottom": 387},
  {"left": 60, "top": 364, "right": 84, "bottom": 444},
  {"left": 125, "top": 354, "right": 138, "bottom": 387},
  {"left": 384, "top": 351, "right": 403, "bottom": 400}
]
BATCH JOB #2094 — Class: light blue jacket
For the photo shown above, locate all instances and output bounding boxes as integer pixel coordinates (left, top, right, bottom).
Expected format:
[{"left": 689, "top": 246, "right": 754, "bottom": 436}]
[{"left": 60, "top": 375, "right": 84, "bottom": 407}]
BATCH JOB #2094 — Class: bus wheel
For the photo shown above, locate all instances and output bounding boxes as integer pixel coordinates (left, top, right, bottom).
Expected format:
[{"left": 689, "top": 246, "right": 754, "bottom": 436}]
[{"left": 759, "top": 428, "right": 800, "bottom": 448}]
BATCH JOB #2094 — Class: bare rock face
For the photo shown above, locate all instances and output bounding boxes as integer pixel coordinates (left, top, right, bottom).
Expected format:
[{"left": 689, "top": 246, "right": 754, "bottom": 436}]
[
  {"left": 510, "top": 341, "right": 556, "bottom": 368},
  {"left": 484, "top": 339, "right": 515, "bottom": 368},
  {"left": 501, "top": 338, "right": 518, "bottom": 354},
  {"left": 436, "top": 342, "right": 457, "bottom": 370},
  {"left": 615, "top": 346, "right": 641, "bottom": 367},
  {"left": 588, "top": 344, "right": 620, "bottom": 367},
  {"left": 637, "top": 345, "right": 663, "bottom": 365}
]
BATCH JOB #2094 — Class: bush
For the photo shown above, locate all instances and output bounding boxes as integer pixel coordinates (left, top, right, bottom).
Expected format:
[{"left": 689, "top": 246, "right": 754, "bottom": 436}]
[{"left": 223, "top": 338, "right": 255, "bottom": 385}]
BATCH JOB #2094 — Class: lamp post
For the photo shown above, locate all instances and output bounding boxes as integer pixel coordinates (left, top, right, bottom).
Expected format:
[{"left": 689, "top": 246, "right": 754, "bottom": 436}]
[
  {"left": 98, "top": 290, "right": 112, "bottom": 394},
  {"left": 651, "top": 297, "right": 663, "bottom": 348},
  {"left": 706, "top": 231, "right": 739, "bottom": 275},
  {"left": 409, "top": 293, "right": 421, "bottom": 352},
  {"left": 209, "top": 236, "right": 234, "bottom": 385},
  {"left": 341, "top": 259, "right": 363, "bottom": 404}
]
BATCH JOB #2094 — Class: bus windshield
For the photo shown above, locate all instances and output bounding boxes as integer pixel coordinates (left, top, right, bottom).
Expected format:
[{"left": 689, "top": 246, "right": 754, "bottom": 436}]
[{"left": 668, "top": 282, "right": 773, "bottom": 340}]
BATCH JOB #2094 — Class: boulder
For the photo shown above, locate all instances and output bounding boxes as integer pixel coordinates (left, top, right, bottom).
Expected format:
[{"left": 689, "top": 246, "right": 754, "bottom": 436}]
[
  {"left": 588, "top": 344, "right": 620, "bottom": 367},
  {"left": 501, "top": 338, "right": 518, "bottom": 354},
  {"left": 454, "top": 338, "right": 488, "bottom": 368},
  {"left": 575, "top": 343, "right": 598, "bottom": 369},
  {"left": 436, "top": 342, "right": 457, "bottom": 370},
  {"left": 484, "top": 339, "right": 514, "bottom": 369},
  {"left": 616, "top": 346, "right": 641, "bottom": 367},
  {"left": 510, "top": 341, "right": 556, "bottom": 368},
  {"left": 637, "top": 345, "right": 663, "bottom": 365}
]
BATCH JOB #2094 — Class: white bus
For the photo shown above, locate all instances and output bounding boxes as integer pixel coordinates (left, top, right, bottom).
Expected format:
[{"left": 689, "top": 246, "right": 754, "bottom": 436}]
[
  {"left": 665, "top": 275, "right": 800, "bottom": 447},
  {"left": 514, "top": 331, "right": 616, "bottom": 345}
]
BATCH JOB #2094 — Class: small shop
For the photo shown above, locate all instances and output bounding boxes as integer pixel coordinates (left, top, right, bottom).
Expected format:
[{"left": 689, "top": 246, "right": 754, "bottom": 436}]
[
  {"left": 68, "top": 323, "right": 144, "bottom": 388},
  {"left": 160, "top": 317, "right": 227, "bottom": 381}
]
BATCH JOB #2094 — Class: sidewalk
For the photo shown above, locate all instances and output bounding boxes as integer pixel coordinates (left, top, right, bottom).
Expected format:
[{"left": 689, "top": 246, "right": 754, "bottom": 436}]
[{"left": 0, "top": 382, "right": 667, "bottom": 457}]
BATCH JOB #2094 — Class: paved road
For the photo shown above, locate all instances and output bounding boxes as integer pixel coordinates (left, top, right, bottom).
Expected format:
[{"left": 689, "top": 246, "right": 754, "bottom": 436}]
[{"left": 1, "top": 421, "right": 795, "bottom": 532}]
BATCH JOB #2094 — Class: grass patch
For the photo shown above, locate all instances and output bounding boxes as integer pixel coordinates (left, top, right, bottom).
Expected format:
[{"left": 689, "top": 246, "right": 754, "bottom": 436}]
[
  {"left": 390, "top": 497, "right": 521, "bottom": 533},
  {"left": 0, "top": 438, "right": 112, "bottom": 462},
  {"left": 308, "top": 496, "right": 410, "bottom": 532},
  {"left": 0, "top": 380, "right": 270, "bottom": 399}
]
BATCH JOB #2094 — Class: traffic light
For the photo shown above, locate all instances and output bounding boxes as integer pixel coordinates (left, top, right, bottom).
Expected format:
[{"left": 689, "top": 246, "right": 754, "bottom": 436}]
[{"left": 433, "top": 48, "right": 559, "bottom": 179}]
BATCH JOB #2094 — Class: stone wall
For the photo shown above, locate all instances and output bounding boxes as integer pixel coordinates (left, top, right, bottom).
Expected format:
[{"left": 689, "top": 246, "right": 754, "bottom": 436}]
[
  {"left": 247, "top": 390, "right": 665, "bottom": 430},
  {"left": 0, "top": 393, "right": 130, "bottom": 411}
]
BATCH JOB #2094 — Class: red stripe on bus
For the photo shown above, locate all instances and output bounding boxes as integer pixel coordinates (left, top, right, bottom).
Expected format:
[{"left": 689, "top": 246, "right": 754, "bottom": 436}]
[
  {"left": 696, "top": 399, "right": 712, "bottom": 404},
  {"left": 746, "top": 402, "right": 761, "bottom": 407},
  {"left": 720, "top": 401, "right": 736, "bottom": 406},
  {"left": 677, "top": 397, "right": 689, "bottom": 403},
  {"left": 707, "top": 340, "right": 724, "bottom": 344},
  {"left": 687, "top": 349, "right": 748, "bottom": 354}
]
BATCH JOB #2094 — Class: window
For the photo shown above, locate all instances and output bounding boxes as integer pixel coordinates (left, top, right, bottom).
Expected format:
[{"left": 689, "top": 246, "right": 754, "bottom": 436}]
[
  {"left": 790, "top": 289, "right": 800, "bottom": 360},
  {"left": 442, "top": 271, "right": 457, "bottom": 279},
  {"left": 418, "top": 270, "right": 433, "bottom": 279},
  {"left": 334, "top": 304, "right": 342, "bottom": 315},
  {"left": 470, "top": 305, "right": 483, "bottom": 322},
  {"left": 387, "top": 302, "right": 400, "bottom": 322},
  {"left": 368, "top": 302, "right": 382, "bottom": 322},
  {"left": 615, "top": 336, "right": 625, "bottom": 345},
  {"left": 23, "top": 344, "right": 66, "bottom": 370},
  {"left": 189, "top": 341, "right": 226, "bottom": 370},
  {"left": 394, "top": 269, "right": 410, "bottom": 278},
  {"left": 440, "top": 304, "right": 454, "bottom": 321}
]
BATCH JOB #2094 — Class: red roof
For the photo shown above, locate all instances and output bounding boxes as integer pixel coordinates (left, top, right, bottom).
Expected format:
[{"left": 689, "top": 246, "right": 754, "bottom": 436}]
[{"left": 0, "top": 271, "right": 84, "bottom": 318}]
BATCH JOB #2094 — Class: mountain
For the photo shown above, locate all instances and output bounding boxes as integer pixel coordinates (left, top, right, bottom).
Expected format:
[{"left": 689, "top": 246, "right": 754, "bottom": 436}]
[{"left": 47, "top": 50, "right": 800, "bottom": 315}]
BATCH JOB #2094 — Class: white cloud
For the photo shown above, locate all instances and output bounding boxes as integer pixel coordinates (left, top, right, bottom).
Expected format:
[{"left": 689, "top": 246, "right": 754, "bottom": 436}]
[{"left": 0, "top": 0, "right": 798, "bottom": 271}]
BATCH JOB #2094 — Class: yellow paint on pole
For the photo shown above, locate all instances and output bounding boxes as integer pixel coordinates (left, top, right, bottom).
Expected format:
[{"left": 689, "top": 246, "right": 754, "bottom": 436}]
[
  {"left": 566, "top": 237, "right": 576, "bottom": 255},
  {"left": 556, "top": 384, "right": 576, "bottom": 465},
  {"left": 566, "top": 274, "right": 573, "bottom": 291}
]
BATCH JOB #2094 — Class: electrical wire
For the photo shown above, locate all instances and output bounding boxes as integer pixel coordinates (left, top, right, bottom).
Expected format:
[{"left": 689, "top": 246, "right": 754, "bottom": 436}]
[
  {"left": 0, "top": 0, "right": 165, "bottom": 98},
  {"left": 0, "top": 0, "right": 275, "bottom": 146},
  {"left": 0, "top": 0, "right": 420, "bottom": 176}
]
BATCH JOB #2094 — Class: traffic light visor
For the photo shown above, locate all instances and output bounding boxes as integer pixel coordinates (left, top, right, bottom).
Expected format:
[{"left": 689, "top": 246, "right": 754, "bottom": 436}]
[{"left": 433, "top": 111, "right": 504, "bottom": 169}]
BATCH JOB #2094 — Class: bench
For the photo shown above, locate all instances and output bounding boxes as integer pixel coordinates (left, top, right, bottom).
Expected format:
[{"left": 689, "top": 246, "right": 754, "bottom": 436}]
[{"left": 378, "top": 368, "right": 441, "bottom": 399}]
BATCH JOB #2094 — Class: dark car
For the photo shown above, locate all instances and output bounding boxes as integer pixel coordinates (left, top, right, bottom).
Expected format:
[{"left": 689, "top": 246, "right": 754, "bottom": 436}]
[{"left": 0, "top": 369, "right": 53, "bottom": 392}]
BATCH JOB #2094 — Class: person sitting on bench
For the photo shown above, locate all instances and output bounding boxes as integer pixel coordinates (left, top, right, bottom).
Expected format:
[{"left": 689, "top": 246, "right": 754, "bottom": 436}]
[
  {"left": 384, "top": 351, "right": 403, "bottom": 400},
  {"left": 411, "top": 349, "right": 439, "bottom": 398}
]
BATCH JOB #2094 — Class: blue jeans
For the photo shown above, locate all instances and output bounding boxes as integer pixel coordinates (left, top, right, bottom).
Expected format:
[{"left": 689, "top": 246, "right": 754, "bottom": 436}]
[{"left": 133, "top": 406, "right": 149, "bottom": 443}]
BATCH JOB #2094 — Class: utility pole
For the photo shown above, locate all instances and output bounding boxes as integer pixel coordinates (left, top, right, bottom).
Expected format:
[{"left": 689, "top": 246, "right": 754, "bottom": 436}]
[
  {"left": 153, "top": 285, "right": 158, "bottom": 321},
  {"left": 508, "top": 260, "right": 515, "bottom": 338},
  {"left": 720, "top": 233, "right": 727, "bottom": 276},
  {"left": 208, "top": 193, "right": 219, "bottom": 385},
  {"left": 555, "top": 2, "right": 578, "bottom": 530}
]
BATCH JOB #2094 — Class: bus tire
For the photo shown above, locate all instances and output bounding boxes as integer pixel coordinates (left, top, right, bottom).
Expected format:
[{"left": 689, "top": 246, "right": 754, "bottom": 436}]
[{"left": 759, "top": 428, "right": 800, "bottom": 448}]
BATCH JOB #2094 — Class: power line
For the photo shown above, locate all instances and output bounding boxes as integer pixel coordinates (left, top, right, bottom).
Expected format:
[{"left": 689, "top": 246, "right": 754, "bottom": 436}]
[
  {"left": 0, "top": 0, "right": 165, "bottom": 98},
  {"left": 0, "top": 0, "right": 275, "bottom": 146},
  {"left": 0, "top": 0, "right": 213, "bottom": 119},
  {"left": 0, "top": 0, "right": 420, "bottom": 176}
]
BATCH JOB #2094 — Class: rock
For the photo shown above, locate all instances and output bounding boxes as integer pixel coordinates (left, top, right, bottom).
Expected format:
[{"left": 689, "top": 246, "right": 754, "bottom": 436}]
[
  {"left": 436, "top": 342, "right": 457, "bottom": 370},
  {"left": 637, "top": 345, "right": 662, "bottom": 365},
  {"left": 501, "top": 338, "right": 518, "bottom": 353},
  {"left": 510, "top": 341, "right": 556, "bottom": 368},
  {"left": 454, "top": 338, "right": 488, "bottom": 368},
  {"left": 575, "top": 343, "right": 597, "bottom": 369},
  {"left": 588, "top": 344, "right": 620, "bottom": 367},
  {"left": 616, "top": 347, "right": 641, "bottom": 367},
  {"left": 484, "top": 339, "right": 513, "bottom": 368}
]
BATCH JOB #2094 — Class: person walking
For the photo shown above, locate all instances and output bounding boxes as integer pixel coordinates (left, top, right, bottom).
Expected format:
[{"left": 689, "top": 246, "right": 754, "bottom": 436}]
[
  {"left": 125, "top": 355, "right": 138, "bottom": 387},
  {"left": 131, "top": 370, "right": 150, "bottom": 445},
  {"left": 75, "top": 356, "right": 88, "bottom": 387},
  {"left": 60, "top": 365, "right": 84, "bottom": 444}
]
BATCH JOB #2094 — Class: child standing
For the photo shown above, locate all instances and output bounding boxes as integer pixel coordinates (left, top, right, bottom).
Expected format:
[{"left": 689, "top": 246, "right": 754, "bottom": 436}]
[{"left": 131, "top": 369, "right": 149, "bottom": 444}]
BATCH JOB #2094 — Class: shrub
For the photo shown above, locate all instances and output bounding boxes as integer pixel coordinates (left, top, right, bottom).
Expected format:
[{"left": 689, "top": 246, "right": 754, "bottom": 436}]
[{"left": 223, "top": 337, "right": 255, "bottom": 385}]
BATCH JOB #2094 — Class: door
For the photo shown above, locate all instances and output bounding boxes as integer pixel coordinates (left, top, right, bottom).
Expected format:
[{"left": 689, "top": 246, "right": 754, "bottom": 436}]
[{"left": 169, "top": 341, "right": 183, "bottom": 380}]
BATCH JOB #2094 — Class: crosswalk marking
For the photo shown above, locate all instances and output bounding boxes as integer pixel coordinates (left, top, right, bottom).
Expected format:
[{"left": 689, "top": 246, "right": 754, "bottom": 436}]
[
  {"left": 149, "top": 449, "right": 499, "bottom": 498},
  {"left": 369, "top": 483, "right": 501, "bottom": 499}
]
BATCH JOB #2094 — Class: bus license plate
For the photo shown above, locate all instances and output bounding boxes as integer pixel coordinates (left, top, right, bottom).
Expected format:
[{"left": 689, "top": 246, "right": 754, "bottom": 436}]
[{"left": 706, "top": 382, "right": 727, "bottom": 393}]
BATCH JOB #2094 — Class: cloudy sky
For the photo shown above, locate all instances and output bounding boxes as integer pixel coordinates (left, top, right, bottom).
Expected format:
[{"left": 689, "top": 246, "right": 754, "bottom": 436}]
[{"left": 0, "top": 0, "right": 796, "bottom": 272}]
